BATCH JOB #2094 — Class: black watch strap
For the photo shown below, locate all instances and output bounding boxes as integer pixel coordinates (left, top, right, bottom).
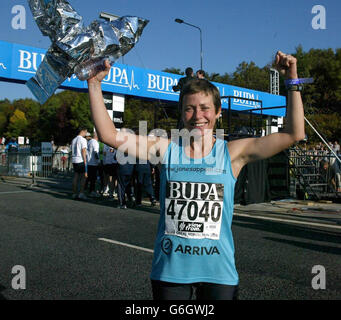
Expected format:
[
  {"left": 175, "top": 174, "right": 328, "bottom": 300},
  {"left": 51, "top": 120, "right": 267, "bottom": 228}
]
[{"left": 287, "top": 84, "right": 303, "bottom": 91}]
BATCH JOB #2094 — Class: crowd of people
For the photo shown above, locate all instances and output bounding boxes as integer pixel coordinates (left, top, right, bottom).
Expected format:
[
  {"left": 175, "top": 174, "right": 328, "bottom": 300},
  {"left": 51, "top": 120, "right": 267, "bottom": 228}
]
[
  {"left": 298, "top": 140, "right": 341, "bottom": 192},
  {"left": 71, "top": 128, "right": 159, "bottom": 208},
  {"left": 172, "top": 67, "right": 206, "bottom": 93}
]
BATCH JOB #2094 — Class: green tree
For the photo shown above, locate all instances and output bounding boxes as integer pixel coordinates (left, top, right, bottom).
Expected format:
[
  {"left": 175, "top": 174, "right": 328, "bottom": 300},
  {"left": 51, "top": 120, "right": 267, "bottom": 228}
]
[
  {"left": 37, "top": 90, "right": 92, "bottom": 145},
  {"left": 0, "top": 99, "right": 15, "bottom": 136},
  {"left": 231, "top": 61, "right": 269, "bottom": 92},
  {"left": 162, "top": 68, "right": 183, "bottom": 75},
  {"left": 305, "top": 113, "right": 341, "bottom": 144},
  {"left": 283, "top": 46, "right": 341, "bottom": 115},
  {"left": 6, "top": 109, "right": 28, "bottom": 137}
]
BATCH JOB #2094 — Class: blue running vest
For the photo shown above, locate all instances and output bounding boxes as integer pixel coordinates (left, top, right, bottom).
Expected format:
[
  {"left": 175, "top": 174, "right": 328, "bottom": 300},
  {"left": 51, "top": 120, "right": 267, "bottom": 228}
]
[{"left": 150, "top": 138, "right": 239, "bottom": 285}]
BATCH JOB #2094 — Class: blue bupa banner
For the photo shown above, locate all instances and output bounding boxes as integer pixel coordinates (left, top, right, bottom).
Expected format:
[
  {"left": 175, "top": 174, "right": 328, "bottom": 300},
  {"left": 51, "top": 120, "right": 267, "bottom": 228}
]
[{"left": 0, "top": 40, "right": 286, "bottom": 116}]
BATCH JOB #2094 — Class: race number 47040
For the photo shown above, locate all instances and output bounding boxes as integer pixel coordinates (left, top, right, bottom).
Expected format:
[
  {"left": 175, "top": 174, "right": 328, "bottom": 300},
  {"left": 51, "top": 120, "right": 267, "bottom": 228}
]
[{"left": 166, "top": 199, "right": 222, "bottom": 223}]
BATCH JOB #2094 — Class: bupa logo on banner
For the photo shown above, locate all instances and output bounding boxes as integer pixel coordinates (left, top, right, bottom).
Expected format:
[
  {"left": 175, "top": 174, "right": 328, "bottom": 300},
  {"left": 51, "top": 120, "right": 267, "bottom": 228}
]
[
  {"left": 101, "top": 64, "right": 181, "bottom": 102},
  {"left": 0, "top": 40, "right": 286, "bottom": 116}
]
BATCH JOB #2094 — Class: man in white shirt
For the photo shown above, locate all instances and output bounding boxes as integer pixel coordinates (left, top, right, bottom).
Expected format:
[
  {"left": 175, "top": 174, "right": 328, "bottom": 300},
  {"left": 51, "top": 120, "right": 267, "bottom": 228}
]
[
  {"left": 87, "top": 131, "right": 100, "bottom": 197},
  {"left": 71, "top": 127, "right": 88, "bottom": 199}
]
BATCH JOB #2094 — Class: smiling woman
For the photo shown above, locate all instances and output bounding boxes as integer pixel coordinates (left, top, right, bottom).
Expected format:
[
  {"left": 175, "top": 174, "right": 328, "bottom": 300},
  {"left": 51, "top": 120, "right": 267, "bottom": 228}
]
[
  {"left": 87, "top": 51, "right": 305, "bottom": 300},
  {"left": 182, "top": 91, "right": 220, "bottom": 131},
  {"left": 180, "top": 80, "right": 221, "bottom": 159}
]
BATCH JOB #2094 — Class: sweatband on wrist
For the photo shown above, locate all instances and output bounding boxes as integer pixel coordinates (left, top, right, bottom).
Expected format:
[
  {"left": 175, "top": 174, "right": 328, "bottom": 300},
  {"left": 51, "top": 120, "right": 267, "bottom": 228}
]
[{"left": 285, "top": 78, "right": 314, "bottom": 87}]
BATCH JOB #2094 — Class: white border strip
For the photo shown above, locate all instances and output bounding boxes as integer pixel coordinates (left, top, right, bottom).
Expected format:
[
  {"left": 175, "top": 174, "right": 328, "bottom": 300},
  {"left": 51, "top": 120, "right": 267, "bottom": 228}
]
[
  {"left": 234, "top": 212, "right": 341, "bottom": 230},
  {"left": 98, "top": 238, "right": 154, "bottom": 253}
]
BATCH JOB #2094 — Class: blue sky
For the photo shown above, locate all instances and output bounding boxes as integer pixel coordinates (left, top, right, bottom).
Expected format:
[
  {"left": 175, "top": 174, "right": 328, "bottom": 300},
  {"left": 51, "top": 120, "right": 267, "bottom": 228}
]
[{"left": 0, "top": 0, "right": 340, "bottom": 101}]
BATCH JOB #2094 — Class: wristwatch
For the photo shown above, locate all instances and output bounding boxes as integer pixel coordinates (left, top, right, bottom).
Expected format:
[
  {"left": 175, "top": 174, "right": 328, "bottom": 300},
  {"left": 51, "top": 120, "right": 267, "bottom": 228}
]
[{"left": 287, "top": 84, "right": 303, "bottom": 91}]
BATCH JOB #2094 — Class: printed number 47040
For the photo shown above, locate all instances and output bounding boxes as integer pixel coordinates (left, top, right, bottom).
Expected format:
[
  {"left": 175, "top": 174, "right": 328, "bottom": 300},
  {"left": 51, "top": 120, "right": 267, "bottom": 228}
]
[{"left": 166, "top": 199, "right": 222, "bottom": 222}]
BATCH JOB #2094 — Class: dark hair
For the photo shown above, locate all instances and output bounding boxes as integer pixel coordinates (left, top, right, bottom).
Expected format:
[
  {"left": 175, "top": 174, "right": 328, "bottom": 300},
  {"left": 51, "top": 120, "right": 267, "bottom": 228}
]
[
  {"left": 179, "top": 79, "right": 221, "bottom": 114},
  {"left": 78, "top": 127, "right": 88, "bottom": 133},
  {"left": 185, "top": 67, "right": 193, "bottom": 77},
  {"left": 196, "top": 69, "right": 205, "bottom": 77}
]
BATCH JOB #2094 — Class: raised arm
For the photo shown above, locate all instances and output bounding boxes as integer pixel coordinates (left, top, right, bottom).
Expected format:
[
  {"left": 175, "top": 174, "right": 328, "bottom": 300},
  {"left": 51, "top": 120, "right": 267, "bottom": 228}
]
[
  {"left": 87, "top": 61, "right": 169, "bottom": 163},
  {"left": 229, "top": 51, "right": 305, "bottom": 178}
]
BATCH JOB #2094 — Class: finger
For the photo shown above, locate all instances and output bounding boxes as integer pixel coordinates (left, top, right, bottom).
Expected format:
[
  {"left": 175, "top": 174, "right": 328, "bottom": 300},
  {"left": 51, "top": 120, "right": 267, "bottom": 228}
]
[
  {"left": 275, "top": 50, "right": 287, "bottom": 65},
  {"left": 104, "top": 59, "right": 111, "bottom": 69}
]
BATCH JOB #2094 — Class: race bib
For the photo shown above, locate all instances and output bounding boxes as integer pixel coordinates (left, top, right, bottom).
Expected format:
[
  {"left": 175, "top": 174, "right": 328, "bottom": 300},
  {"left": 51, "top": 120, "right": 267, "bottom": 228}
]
[{"left": 165, "top": 181, "right": 224, "bottom": 240}]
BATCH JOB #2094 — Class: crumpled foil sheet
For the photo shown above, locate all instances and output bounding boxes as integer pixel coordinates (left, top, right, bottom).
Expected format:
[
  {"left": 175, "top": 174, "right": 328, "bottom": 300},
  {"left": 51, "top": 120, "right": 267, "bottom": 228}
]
[{"left": 26, "top": 0, "right": 148, "bottom": 104}]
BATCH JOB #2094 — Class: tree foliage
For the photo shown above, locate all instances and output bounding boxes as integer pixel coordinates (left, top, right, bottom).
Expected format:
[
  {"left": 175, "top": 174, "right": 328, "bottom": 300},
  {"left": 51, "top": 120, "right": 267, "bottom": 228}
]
[{"left": 0, "top": 91, "right": 92, "bottom": 146}]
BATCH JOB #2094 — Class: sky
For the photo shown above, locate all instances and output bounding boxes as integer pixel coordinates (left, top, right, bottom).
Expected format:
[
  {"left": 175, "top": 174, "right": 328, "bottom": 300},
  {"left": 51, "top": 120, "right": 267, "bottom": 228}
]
[{"left": 0, "top": 0, "right": 340, "bottom": 101}]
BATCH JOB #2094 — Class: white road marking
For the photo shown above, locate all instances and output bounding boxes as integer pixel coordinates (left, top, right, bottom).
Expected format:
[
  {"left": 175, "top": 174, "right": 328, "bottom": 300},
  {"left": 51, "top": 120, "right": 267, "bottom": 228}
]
[
  {"left": 234, "top": 212, "right": 341, "bottom": 230},
  {"left": 0, "top": 191, "right": 32, "bottom": 195},
  {"left": 98, "top": 238, "right": 154, "bottom": 253}
]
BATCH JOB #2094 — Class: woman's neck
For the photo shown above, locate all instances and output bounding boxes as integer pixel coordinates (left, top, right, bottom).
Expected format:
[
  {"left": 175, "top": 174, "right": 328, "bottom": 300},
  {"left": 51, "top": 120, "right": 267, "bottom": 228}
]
[{"left": 185, "top": 133, "right": 216, "bottom": 159}]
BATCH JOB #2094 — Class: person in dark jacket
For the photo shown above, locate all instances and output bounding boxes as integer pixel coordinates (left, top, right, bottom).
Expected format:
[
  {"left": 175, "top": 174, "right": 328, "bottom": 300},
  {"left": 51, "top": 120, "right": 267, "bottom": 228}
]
[
  {"left": 172, "top": 67, "right": 195, "bottom": 93},
  {"left": 173, "top": 67, "right": 195, "bottom": 129},
  {"left": 136, "top": 159, "right": 156, "bottom": 206},
  {"left": 117, "top": 153, "right": 136, "bottom": 209}
]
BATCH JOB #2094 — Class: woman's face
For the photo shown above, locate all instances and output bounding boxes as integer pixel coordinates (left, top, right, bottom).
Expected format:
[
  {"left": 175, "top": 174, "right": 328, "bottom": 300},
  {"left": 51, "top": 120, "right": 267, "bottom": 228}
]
[{"left": 182, "top": 92, "right": 221, "bottom": 135}]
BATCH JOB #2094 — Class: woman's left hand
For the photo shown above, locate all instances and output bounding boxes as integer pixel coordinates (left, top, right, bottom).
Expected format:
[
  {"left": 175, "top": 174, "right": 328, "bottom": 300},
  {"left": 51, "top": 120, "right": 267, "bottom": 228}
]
[{"left": 275, "top": 50, "right": 298, "bottom": 80}]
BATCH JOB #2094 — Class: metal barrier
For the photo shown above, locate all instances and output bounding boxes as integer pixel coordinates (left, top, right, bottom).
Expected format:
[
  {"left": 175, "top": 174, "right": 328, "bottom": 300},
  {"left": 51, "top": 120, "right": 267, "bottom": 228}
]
[
  {"left": 289, "top": 148, "right": 338, "bottom": 174},
  {"left": 0, "top": 151, "right": 73, "bottom": 179},
  {"left": 289, "top": 147, "right": 341, "bottom": 197}
]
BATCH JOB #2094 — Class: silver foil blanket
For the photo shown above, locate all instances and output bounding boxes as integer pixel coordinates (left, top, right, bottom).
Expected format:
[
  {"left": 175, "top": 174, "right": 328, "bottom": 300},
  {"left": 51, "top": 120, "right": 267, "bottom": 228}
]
[{"left": 26, "top": 0, "right": 148, "bottom": 104}]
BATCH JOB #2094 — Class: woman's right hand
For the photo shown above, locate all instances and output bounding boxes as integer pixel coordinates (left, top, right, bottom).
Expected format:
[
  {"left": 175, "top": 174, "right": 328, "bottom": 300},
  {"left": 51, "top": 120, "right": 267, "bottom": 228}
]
[{"left": 87, "top": 59, "right": 111, "bottom": 86}]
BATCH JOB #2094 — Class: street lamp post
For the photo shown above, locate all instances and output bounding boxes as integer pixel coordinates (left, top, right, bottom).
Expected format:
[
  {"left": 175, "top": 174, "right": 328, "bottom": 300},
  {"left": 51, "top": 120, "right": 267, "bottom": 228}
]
[{"left": 175, "top": 18, "right": 203, "bottom": 70}]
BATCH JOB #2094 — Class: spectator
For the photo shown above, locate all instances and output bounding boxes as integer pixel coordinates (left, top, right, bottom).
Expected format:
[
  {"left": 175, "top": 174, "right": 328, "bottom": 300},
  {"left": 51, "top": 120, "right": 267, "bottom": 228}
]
[
  {"left": 172, "top": 67, "right": 195, "bottom": 93},
  {"left": 71, "top": 128, "right": 88, "bottom": 200},
  {"left": 196, "top": 69, "right": 206, "bottom": 79},
  {"left": 333, "top": 141, "right": 340, "bottom": 154},
  {"left": 5, "top": 137, "right": 18, "bottom": 152},
  {"left": 5, "top": 137, "right": 19, "bottom": 168},
  {"left": 319, "top": 160, "right": 337, "bottom": 192},
  {"left": 84, "top": 132, "right": 92, "bottom": 191},
  {"left": 87, "top": 131, "right": 100, "bottom": 198},
  {"left": 116, "top": 151, "right": 136, "bottom": 209},
  {"left": 60, "top": 146, "right": 69, "bottom": 171},
  {"left": 97, "top": 141, "right": 105, "bottom": 194},
  {"left": 136, "top": 159, "right": 157, "bottom": 206},
  {"left": 152, "top": 164, "right": 160, "bottom": 201},
  {"left": 103, "top": 143, "right": 118, "bottom": 199},
  {"left": 173, "top": 67, "right": 195, "bottom": 129},
  {"left": 85, "top": 132, "right": 92, "bottom": 142},
  {"left": 330, "top": 157, "right": 341, "bottom": 192}
]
